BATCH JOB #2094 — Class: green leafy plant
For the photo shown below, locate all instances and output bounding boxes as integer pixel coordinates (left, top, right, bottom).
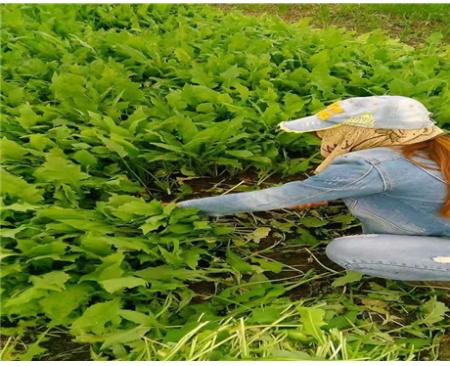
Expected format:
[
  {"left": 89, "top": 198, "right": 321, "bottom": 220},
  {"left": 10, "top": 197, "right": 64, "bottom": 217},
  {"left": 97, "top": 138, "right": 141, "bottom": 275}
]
[{"left": 1, "top": 4, "right": 449, "bottom": 361}]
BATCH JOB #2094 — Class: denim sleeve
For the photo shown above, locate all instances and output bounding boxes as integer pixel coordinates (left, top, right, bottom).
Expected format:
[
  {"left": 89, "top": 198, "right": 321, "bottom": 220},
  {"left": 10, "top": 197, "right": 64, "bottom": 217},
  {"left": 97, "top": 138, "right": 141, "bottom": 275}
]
[{"left": 176, "top": 154, "right": 386, "bottom": 217}]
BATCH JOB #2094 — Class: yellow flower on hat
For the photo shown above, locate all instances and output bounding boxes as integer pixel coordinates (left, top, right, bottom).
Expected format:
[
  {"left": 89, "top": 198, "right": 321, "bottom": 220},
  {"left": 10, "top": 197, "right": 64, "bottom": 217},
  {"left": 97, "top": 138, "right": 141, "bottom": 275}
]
[
  {"left": 317, "top": 110, "right": 332, "bottom": 120},
  {"left": 316, "top": 101, "right": 344, "bottom": 120},
  {"left": 328, "top": 102, "right": 344, "bottom": 113}
]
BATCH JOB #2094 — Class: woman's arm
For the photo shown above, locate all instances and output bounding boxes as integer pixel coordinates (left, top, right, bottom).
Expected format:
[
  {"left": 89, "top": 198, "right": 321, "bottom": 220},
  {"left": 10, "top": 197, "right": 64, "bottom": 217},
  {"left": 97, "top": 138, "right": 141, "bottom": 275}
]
[{"left": 176, "top": 154, "right": 386, "bottom": 216}]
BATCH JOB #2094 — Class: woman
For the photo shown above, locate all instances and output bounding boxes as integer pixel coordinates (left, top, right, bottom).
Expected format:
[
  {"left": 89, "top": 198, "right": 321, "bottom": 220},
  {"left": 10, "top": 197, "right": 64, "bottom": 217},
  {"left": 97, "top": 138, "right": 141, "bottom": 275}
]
[{"left": 174, "top": 96, "right": 450, "bottom": 281}]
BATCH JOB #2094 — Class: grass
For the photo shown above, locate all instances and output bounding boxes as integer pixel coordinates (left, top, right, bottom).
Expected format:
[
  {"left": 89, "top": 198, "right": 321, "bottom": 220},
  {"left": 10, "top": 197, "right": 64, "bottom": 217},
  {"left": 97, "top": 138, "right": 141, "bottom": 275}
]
[{"left": 213, "top": 4, "right": 450, "bottom": 45}]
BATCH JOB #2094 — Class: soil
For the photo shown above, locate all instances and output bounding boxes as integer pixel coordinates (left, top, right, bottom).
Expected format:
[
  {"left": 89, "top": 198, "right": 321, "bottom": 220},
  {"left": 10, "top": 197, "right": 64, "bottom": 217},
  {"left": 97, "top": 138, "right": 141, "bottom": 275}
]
[
  {"left": 40, "top": 332, "right": 91, "bottom": 361},
  {"left": 163, "top": 168, "right": 313, "bottom": 201},
  {"left": 439, "top": 334, "right": 450, "bottom": 360},
  {"left": 0, "top": 331, "right": 91, "bottom": 361}
]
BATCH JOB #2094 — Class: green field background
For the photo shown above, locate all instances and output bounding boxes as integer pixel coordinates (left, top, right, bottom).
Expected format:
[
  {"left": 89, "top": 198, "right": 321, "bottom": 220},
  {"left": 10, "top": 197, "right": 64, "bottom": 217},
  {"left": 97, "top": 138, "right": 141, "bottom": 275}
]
[{"left": 1, "top": 4, "right": 449, "bottom": 361}]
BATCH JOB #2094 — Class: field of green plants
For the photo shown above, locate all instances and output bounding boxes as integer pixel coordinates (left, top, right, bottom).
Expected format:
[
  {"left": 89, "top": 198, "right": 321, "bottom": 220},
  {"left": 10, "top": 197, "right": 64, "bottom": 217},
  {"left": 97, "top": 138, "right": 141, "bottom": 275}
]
[{"left": 1, "top": 4, "right": 449, "bottom": 361}]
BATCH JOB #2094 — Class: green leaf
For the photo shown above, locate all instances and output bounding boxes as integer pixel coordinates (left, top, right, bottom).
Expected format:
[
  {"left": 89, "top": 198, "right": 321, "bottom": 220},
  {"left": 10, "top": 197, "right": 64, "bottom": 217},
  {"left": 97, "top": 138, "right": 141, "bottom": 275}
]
[
  {"left": 141, "top": 214, "right": 167, "bottom": 234},
  {"left": 296, "top": 306, "right": 326, "bottom": 343},
  {"left": 135, "top": 265, "right": 207, "bottom": 282},
  {"left": 247, "top": 227, "right": 271, "bottom": 243},
  {"left": 419, "top": 298, "right": 449, "bottom": 326},
  {"left": 101, "top": 325, "right": 151, "bottom": 349},
  {"left": 227, "top": 250, "right": 253, "bottom": 273},
  {"left": 30, "top": 271, "right": 71, "bottom": 292},
  {"left": 0, "top": 137, "right": 28, "bottom": 160},
  {"left": 283, "top": 93, "right": 306, "bottom": 115},
  {"left": 73, "top": 150, "right": 98, "bottom": 167},
  {"left": 100, "top": 276, "right": 147, "bottom": 293},
  {"left": 105, "top": 196, "right": 163, "bottom": 221},
  {"left": 226, "top": 150, "right": 254, "bottom": 159},
  {"left": 80, "top": 252, "right": 124, "bottom": 282},
  {"left": 1, "top": 168, "right": 43, "bottom": 203},
  {"left": 248, "top": 307, "right": 282, "bottom": 324},
  {"left": 167, "top": 223, "right": 192, "bottom": 234},
  {"left": 34, "top": 149, "right": 89, "bottom": 186},
  {"left": 331, "top": 271, "right": 363, "bottom": 287},
  {"left": 39, "top": 284, "right": 92, "bottom": 325},
  {"left": 16, "top": 102, "right": 40, "bottom": 129},
  {"left": 119, "top": 309, "right": 160, "bottom": 327},
  {"left": 18, "top": 238, "right": 67, "bottom": 258},
  {"left": 183, "top": 247, "right": 206, "bottom": 269},
  {"left": 250, "top": 257, "right": 283, "bottom": 273},
  {"left": 28, "top": 134, "right": 53, "bottom": 151},
  {"left": 300, "top": 216, "right": 327, "bottom": 228},
  {"left": 268, "top": 350, "right": 319, "bottom": 361},
  {"left": 71, "top": 299, "right": 122, "bottom": 336}
]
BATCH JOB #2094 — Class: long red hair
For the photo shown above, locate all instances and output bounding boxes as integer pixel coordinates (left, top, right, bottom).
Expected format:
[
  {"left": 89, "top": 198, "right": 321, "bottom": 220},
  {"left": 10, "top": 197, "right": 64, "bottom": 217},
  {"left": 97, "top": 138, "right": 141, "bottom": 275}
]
[{"left": 399, "top": 134, "right": 450, "bottom": 219}]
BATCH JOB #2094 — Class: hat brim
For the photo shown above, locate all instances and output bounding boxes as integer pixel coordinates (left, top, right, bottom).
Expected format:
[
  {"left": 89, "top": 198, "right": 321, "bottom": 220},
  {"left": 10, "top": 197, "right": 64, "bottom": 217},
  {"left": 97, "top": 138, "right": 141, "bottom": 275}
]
[{"left": 278, "top": 115, "right": 338, "bottom": 133}]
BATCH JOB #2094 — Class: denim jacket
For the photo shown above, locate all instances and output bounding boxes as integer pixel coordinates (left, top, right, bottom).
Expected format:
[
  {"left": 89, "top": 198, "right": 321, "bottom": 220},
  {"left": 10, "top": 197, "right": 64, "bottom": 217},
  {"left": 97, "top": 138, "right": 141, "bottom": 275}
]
[{"left": 177, "top": 147, "right": 450, "bottom": 237}]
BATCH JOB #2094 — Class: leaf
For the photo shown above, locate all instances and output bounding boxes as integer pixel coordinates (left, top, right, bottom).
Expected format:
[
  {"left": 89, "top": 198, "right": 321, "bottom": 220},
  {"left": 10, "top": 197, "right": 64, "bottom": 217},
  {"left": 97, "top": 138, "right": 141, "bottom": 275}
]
[
  {"left": 119, "top": 309, "right": 160, "bottom": 327},
  {"left": 296, "top": 306, "right": 326, "bottom": 343},
  {"left": 1, "top": 168, "right": 43, "bottom": 203},
  {"left": 213, "top": 226, "right": 235, "bottom": 235},
  {"left": 389, "top": 79, "right": 415, "bottom": 95},
  {"left": 324, "top": 310, "right": 359, "bottom": 330},
  {"left": 140, "top": 214, "right": 167, "bottom": 234},
  {"left": 101, "top": 326, "right": 151, "bottom": 349},
  {"left": 248, "top": 307, "right": 282, "bottom": 324},
  {"left": 30, "top": 271, "right": 71, "bottom": 291},
  {"left": 167, "top": 223, "right": 192, "bottom": 234},
  {"left": 79, "top": 233, "right": 112, "bottom": 256},
  {"left": 80, "top": 252, "right": 124, "bottom": 282},
  {"left": 73, "top": 150, "right": 98, "bottom": 167},
  {"left": 331, "top": 271, "right": 363, "bottom": 287},
  {"left": 71, "top": 299, "right": 122, "bottom": 336},
  {"left": 5, "top": 271, "right": 71, "bottom": 311},
  {"left": 219, "top": 65, "right": 242, "bottom": 86},
  {"left": 4, "top": 287, "right": 48, "bottom": 309},
  {"left": 36, "top": 206, "right": 97, "bottom": 221},
  {"left": 34, "top": 149, "right": 89, "bottom": 186},
  {"left": 28, "top": 134, "right": 53, "bottom": 151},
  {"left": 174, "top": 47, "right": 191, "bottom": 63},
  {"left": 51, "top": 72, "right": 96, "bottom": 112},
  {"left": 16, "top": 102, "right": 40, "bottom": 129},
  {"left": 283, "top": 93, "right": 306, "bottom": 115},
  {"left": 100, "top": 276, "right": 147, "bottom": 293},
  {"left": 247, "top": 227, "right": 271, "bottom": 243},
  {"left": 0, "top": 202, "right": 38, "bottom": 212},
  {"left": 300, "top": 216, "right": 327, "bottom": 228},
  {"left": 39, "top": 284, "right": 92, "bottom": 325},
  {"left": 18, "top": 238, "right": 67, "bottom": 258},
  {"left": 105, "top": 196, "right": 163, "bottom": 221},
  {"left": 0, "top": 226, "right": 28, "bottom": 239},
  {"left": 226, "top": 150, "right": 254, "bottom": 159},
  {"left": 419, "top": 298, "right": 449, "bottom": 326},
  {"left": 183, "top": 247, "right": 206, "bottom": 269},
  {"left": 294, "top": 227, "right": 318, "bottom": 246},
  {"left": 250, "top": 257, "right": 283, "bottom": 273},
  {"left": 227, "top": 250, "right": 254, "bottom": 273},
  {"left": 135, "top": 265, "right": 208, "bottom": 283},
  {"left": 0, "top": 137, "right": 28, "bottom": 160},
  {"left": 268, "top": 350, "right": 319, "bottom": 361}
]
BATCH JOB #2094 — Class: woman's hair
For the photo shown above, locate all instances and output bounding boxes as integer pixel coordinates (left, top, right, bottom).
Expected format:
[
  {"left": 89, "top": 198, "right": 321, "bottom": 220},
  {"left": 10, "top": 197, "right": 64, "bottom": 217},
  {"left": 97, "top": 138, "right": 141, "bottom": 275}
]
[{"left": 399, "top": 133, "right": 450, "bottom": 218}]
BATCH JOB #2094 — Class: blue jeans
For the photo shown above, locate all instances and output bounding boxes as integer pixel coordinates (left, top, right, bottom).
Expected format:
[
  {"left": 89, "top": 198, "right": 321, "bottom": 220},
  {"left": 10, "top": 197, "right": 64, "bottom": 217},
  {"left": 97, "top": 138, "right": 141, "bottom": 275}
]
[{"left": 326, "top": 234, "right": 450, "bottom": 281}]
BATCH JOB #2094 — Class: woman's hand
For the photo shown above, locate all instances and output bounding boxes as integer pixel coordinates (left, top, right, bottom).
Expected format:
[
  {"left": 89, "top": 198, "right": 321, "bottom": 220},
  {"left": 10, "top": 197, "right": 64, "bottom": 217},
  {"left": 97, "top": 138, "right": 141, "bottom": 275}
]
[{"left": 287, "top": 200, "right": 328, "bottom": 210}]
